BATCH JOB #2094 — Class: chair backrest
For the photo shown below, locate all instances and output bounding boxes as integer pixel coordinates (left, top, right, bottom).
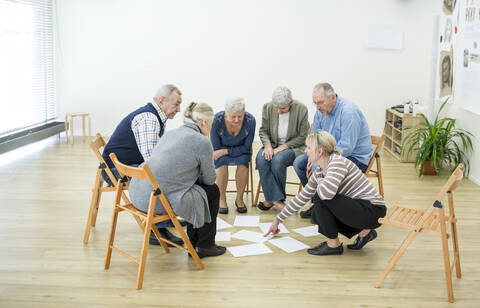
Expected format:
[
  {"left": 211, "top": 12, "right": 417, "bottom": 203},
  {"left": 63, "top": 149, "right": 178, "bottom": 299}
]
[
  {"left": 109, "top": 153, "right": 177, "bottom": 217},
  {"left": 365, "top": 134, "right": 386, "bottom": 174},
  {"left": 415, "top": 164, "right": 463, "bottom": 232},
  {"left": 89, "top": 133, "right": 119, "bottom": 185}
]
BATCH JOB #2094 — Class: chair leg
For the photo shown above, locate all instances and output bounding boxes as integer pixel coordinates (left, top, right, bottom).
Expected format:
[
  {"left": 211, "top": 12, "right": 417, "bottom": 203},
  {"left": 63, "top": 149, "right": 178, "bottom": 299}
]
[
  {"left": 377, "top": 157, "right": 384, "bottom": 198},
  {"left": 83, "top": 170, "right": 102, "bottom": 244},
  {"left": 448, "top": 193, "right": 462, "bottom": 279},
  {"left": 70, "top": 116, "right": 74, "bottom": 144},
  {"left": 91, "top": 178, "right": 104, "bottom": 227},
  {"left": 171, "top": 217, "right": 204, "bottom": 270},
  {"left": 440, "top": 223, "right": 454, "bottom": 302},
  {"left": 249, "top": 161, "right": 254, "bottom": 206},
  {"left": 254, "top": 180, "right": 262, "bottom": 206},
  {"left": 64, "top": 114, "right": 69, "bottom": 144},
  {"left": 88, "top": 115, "right": 92, "bottom": 140},
  {"left": 375, "top": 230, "right": 418, "bottom": 288},
  {"left": 136, "top": 213, "right": 155, "bottom": 289},
  {"left": 104, "top": 206, "right": 120, "bottom": 270}
]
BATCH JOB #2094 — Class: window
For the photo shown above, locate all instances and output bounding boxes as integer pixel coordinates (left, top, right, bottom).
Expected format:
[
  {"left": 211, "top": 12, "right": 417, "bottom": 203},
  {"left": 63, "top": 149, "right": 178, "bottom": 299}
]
[{"left": 0, "top": 0, "right": 55, "bottom": 135}]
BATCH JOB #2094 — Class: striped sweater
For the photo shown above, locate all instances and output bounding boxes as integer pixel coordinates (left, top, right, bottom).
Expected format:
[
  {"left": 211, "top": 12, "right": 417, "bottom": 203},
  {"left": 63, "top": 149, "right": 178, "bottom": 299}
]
[{"left": 277, "top": 154, "right": 385, "bottom": 222}]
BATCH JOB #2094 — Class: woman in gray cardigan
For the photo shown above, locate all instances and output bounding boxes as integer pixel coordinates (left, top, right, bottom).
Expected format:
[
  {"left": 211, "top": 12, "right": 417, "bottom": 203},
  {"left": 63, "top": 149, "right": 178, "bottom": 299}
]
[
  {"left": 256, "top": 86, "right": 309, "bottom": 211},
  {"left": 129, "top": 102, "right": 226, "bottom": 259}
]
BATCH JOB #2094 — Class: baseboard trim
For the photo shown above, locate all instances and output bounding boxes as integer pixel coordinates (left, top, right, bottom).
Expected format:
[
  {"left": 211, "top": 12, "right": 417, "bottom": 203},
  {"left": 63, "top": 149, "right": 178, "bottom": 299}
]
[{"left": 0, "top": 122, "right": 65, "bottom": 154}]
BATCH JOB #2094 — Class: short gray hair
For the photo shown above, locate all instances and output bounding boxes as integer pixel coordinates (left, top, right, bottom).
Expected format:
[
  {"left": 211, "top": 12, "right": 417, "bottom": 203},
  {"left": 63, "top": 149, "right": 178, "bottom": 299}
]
[
  {"left": 153, "top": 84, "right": 182, "bottom": 101},
  {"left": 225, "top": 98, "right": 245, "bottom": 113},
  {"left": 313, "top": 83, "right": 335, "bottom": 97},
  {"left": 272, "top": 86, "right": 292, "bottom": 108}
]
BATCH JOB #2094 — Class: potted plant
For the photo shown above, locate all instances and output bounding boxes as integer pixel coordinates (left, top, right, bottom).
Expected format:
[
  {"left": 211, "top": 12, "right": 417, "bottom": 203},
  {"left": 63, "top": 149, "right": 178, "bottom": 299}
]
[{"left": 402, "top": 98, "right": 474, "bottom": 176}]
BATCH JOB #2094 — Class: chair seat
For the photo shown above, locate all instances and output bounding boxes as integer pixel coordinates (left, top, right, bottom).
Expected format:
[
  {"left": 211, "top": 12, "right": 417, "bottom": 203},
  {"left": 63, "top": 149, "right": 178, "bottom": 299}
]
[{"left": 380, "top": 204, "right": 456, "bottom": 238}]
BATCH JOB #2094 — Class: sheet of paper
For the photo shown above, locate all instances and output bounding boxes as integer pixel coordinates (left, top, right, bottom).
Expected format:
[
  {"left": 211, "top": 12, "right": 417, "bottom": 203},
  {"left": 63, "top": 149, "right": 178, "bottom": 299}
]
[
  {"left": 216, "top": 217, "right": 232, "bottom": 230},
  {"left": 258, "top": 222, "right": 289, "bottom": 235},
  {"left": 215, "top": 232, "right": 231, "bottom": 242},
  {"left": 227, "top": 243, "right": 273, "bottom": 258},
  {"left": 293, "top": 225, "right": 321, "bottom": 237},
  {"left": 233, "top": 215, "right": 260, "bottom": 227},
  {"left": 365, "top": 24, "right": 404, "bottom": 50},
  {"left": 268, "top": 236, "right": 310, "bottom": 253},
  {"left": 231, "top": 229, "right": 272, "bottom": 243}
]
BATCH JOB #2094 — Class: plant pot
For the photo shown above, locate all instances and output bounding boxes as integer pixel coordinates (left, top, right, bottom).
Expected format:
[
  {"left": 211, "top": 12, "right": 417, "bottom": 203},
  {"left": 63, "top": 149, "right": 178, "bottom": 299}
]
[{"left": 423, "top": 160, "right": 438, "bottom": 175}]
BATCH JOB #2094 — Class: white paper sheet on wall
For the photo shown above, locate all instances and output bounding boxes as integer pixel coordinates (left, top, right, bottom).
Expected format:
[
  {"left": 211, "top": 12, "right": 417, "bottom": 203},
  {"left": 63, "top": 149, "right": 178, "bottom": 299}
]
[{"left": 365, "top": 24, "right": 404, "bottom": 50}]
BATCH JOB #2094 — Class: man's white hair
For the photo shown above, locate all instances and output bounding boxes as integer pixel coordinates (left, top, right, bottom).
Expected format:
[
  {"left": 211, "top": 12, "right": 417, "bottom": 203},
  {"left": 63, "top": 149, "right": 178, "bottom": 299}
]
[
  {"left": 313, "top": 83, "right": 335, "bottom": 97},
  {"left": 153, "top": 84, "right": 181, "bottom": 101}
]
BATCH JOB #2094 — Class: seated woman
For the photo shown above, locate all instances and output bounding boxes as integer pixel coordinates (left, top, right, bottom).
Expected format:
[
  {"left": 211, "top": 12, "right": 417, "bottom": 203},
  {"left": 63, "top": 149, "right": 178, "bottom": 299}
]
[
  {"left": 210, "top": 98, "right": 256, "bottom": 214},
  {"left": 129, "top": 102, "right": 226, "bottom": 258},
  {"left": 256, "top": 86, "right": 309, "bottom": 211},
  {"left": 265, "top": 131, "right": 387, "bottom": 256}
]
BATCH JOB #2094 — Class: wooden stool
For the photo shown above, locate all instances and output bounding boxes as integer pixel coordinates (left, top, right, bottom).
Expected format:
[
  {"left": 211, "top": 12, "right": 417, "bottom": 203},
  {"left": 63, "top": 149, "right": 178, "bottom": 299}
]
[{"left": 65, "top": 113, "right": 91, "bottom": 144}]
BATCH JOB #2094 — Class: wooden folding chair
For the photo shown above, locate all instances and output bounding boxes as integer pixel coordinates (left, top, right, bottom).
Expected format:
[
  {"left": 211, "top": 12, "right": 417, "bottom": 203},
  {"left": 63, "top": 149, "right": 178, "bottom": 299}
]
[
  {"left": 226, "top": 158, "right": 255, "bottom": 206},
  {"left": 83, "top": 133, "right": 143, "bottom": 244},
  {"left": 105, "top": 153, "right": 204, "bottom": 289},
  {"left": 364, "top": 134, "right": 386, "bottom": 198},
  {"left": 375, "top": 164, "right": 464, "bottom": 303}
]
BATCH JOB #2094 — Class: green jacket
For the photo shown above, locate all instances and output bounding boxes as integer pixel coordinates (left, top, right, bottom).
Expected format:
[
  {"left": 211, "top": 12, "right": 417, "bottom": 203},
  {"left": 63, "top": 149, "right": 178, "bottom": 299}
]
[{"left": 259, "top": 100, "right": 309, "bottom": 156}]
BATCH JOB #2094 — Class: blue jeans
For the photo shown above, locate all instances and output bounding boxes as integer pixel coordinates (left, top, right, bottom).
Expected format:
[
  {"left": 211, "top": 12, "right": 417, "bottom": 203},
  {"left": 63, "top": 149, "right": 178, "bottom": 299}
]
[
  {"left": 256, "top": 148, "right": 296, "bottom": 202},
  {"left": 101, "top": 165, "right": 171, "bottom": 229},
  {"left": 293, "top": 153, "right": 368, "bottom": 186}
]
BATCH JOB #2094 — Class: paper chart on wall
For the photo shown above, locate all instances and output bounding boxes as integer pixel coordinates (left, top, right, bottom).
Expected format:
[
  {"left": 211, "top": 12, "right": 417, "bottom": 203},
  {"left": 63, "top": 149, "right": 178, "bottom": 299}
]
[{"left": 459, "top": 0, "right": 480, "bottom": 115}]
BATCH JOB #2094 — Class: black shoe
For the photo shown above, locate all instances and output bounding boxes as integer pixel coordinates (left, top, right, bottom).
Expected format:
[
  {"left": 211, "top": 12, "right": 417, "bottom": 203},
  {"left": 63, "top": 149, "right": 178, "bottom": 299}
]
[
  {"left": 195, "top": 245, "right": 227, "bottom": 258},
  {"left": 257, "top": 201, "right": 274, "bottom": 211},
  {"left": 300, "top": 205, "right": 314, "bottom": 218},
  {"left": 307, "top": 241, "right": 344, "bottom": 256},
  {"left": 150, "top": 228, "right": 184, "bottom": 247},
  {"left": 235, "top": 200, "right": 247, "bottom": 213},
  {"left": 219, "top": 207, "right": 229, "bottom": 214},
  {"left": 347, "top": 229, "right": 377, "bottom": 250}
]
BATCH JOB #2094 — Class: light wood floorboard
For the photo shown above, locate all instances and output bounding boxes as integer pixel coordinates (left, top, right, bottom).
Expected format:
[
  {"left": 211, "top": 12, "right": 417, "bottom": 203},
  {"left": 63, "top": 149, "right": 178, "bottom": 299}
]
[{"left": 0, "top": 136, "right": 479, "bottom": 307}]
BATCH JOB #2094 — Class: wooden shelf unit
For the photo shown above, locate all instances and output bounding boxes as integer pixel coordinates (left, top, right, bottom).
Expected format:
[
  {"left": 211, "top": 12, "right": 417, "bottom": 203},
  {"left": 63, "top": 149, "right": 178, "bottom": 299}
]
[{"left": 384, "top": 108, "right": 424, "bottom": 162}]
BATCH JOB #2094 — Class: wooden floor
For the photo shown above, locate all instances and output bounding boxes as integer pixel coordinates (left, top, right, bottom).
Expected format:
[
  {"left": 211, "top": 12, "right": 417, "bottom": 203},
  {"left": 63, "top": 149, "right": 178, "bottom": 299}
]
[{"left": 0, "top": 136, "right": 479, "bottom": 307}]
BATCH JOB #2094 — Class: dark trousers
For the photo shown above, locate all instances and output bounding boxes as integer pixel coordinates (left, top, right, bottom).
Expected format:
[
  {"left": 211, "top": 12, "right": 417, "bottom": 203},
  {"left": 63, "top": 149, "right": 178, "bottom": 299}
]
[
  {"left": 187, "top": 183, "right": 220, "bottom": 248},
  {"left": 311, "top": 194, "right": 386, "bottom": 239}
]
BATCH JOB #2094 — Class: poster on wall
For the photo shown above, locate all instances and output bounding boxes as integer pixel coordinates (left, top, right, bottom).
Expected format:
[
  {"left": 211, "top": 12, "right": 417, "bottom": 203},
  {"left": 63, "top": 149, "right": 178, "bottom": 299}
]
[
  {"left": 436, "top": 0, "right": 459, "bottom": 102},
  {"left": 458, "top": 0, "right": 480, "bottom": 115}
]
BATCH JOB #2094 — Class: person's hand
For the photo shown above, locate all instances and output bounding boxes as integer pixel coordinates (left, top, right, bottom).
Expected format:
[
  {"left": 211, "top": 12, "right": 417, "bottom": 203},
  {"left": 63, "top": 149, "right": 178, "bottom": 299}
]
[
  {"left": 262, "top": 145, "right": 274, "bottom": 161},
  {"left": 273, "top": 145, "right": 285, "bottom": 156},
  {"left": 264, "top": 218, "right": 280, "bottom": 237},
  {"left": 306, "top": 161, "right": 313, "bottom": 179},
  {"left": 213, "top": 149, "right": 227, "bottom": 161}
]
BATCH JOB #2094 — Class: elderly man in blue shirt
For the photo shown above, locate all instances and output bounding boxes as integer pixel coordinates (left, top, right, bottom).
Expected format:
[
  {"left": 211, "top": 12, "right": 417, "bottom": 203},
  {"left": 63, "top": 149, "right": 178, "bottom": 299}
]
[{"left": 293, "top": 82, "right": 373, "bottom": 219}]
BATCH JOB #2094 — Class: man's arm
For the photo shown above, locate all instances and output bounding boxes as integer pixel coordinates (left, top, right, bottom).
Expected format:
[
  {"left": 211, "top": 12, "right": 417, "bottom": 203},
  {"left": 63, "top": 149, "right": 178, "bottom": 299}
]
[
  {"left": 335, "top": 111, "right": 361, "bottom": 157},
  {"left": 131, "top": 112, "right": 161, "bottom": 162}
]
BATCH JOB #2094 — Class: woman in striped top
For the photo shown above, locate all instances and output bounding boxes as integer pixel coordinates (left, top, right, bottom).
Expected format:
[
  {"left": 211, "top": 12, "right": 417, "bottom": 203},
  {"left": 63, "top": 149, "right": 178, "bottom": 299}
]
[{"left": 265, "top": 131, "right": 387, "bottom": 256}]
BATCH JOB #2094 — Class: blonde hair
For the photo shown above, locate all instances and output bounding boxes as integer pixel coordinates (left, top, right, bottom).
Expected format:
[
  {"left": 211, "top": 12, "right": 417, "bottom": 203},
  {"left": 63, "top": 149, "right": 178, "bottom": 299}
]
[
  {"left": 306, "top": 131, "right": 342, "bottom": 156},
  {"left": 184, "top": 102, "right": 214, "bottom": 124}
]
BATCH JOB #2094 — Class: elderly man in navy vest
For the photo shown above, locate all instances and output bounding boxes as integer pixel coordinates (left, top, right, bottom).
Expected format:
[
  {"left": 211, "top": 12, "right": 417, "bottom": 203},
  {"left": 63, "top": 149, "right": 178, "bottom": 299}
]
[{"left": 102, "top": 84, "right": 184, "bottom": 246}]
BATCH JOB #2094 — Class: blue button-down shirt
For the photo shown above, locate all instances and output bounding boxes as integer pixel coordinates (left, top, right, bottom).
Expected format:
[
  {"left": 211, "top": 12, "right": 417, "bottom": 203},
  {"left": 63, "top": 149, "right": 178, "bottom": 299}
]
[{"left": 311, "top": 95, "right": 372, "bottom": 165}]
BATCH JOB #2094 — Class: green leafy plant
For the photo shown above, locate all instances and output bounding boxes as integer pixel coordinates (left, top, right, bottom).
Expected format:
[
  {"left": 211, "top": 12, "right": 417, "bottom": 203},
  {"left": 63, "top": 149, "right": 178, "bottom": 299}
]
[{"left": 402, "top": 98, "right": 474, "bottom": 176}]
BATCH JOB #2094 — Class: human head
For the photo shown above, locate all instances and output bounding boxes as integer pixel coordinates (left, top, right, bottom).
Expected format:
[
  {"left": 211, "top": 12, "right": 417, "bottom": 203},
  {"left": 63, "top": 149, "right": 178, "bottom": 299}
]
[
  {"left": 312, "top": 82, "right": 337, "bottom": 115},
  {"left": 153, "top": 84, "right": 182, "bottom": 119},
  {"left": 225, "top": 97, "right": 246, "bottom": 126},
  {"left": 305, "top": 131, "right": 342, "bottom": 162},
  {"left": 272, "top": 86, "right": 293, "bottom": 114},
  {"left": 442, "top": 56, "right": 451, "bottom": 87},
  {"left": 184, "top": 102, "right": 214, "bottom": 136}
]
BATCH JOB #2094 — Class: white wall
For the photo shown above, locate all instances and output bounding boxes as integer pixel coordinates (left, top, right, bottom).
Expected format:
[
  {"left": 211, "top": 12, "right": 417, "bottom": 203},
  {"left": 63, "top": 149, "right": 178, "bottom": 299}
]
[{"left": 56, "top": 0, "right": 440, "bottom": 136}]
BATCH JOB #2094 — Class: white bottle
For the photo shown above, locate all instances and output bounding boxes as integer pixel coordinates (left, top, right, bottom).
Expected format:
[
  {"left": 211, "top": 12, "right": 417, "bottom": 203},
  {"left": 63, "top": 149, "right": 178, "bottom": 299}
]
[
  {"left": 413, "top": 100, "right": 419, "bottom": 116},
  {"left": 404, "top": 101, "right": 411, "bottom": 115}
]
